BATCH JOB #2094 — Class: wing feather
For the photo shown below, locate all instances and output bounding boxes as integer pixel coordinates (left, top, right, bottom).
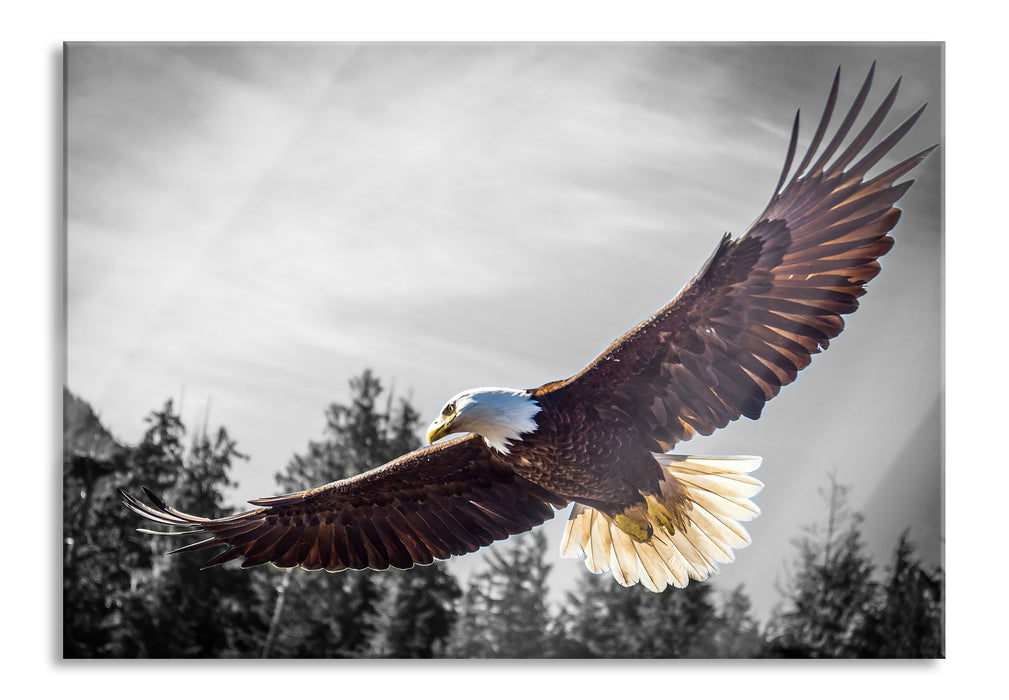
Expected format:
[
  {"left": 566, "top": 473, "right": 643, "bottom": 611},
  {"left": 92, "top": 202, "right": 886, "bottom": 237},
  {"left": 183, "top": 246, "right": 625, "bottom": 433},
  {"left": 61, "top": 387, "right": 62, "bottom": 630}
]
[
  {"left": 120, "top": 434, "right": 566, "bottom": 572},
  {"left": 533, "top": 65, "right": 933, "bottom": 448},
  {"left": 791, "top": 68, "right": 840, "bottom": 180},
  {"left": 807, "top": 61, "right": 876, "bottom": 175},
  {"left": 383, "top": 508, "right": 436, "bottom": 566},
  {"left": 409, "top": 508, "right": 463, "bottom": 559},
  {"left": 328, "top": 523, "right": 355, "bottom": 571},
  {"left": 313, "top": 523, "right": 336, "bottom": 570}
]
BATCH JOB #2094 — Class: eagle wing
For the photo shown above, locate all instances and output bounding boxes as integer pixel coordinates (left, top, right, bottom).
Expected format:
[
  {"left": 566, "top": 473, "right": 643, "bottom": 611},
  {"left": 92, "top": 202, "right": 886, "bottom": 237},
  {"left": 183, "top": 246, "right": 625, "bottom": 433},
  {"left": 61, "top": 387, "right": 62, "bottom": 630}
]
[
  {"left": 121, "top": 433, "right": 567, "bottom": 571},
  {"left": 534, "top": 64, "right": 935, "bottom": 450}
]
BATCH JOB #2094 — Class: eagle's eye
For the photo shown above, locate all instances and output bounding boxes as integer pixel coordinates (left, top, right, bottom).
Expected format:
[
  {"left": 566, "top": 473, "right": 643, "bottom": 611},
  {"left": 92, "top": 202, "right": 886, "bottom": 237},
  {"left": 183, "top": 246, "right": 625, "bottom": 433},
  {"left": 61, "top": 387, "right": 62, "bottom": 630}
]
[{"left": 442, "top": 402, "right": 455, "bottom": 417}]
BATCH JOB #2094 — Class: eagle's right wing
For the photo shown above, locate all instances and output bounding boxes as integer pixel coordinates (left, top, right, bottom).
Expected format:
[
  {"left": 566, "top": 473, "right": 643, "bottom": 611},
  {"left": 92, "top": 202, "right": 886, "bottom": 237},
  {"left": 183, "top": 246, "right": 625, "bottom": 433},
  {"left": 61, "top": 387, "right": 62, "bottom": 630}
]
[
  {"left": 534, "top": 64, "right": 935, "bottom": 451},
  {"left": 122, "top": 433, "right": 566, "bottom": 571}
]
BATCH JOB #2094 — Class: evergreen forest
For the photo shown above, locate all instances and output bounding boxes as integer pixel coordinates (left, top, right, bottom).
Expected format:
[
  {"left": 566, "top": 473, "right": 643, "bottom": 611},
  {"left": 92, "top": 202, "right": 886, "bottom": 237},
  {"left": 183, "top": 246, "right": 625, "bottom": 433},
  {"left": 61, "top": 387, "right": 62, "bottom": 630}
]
[{"left": 63, "top": 370, "right": 943, "bottom": 659}]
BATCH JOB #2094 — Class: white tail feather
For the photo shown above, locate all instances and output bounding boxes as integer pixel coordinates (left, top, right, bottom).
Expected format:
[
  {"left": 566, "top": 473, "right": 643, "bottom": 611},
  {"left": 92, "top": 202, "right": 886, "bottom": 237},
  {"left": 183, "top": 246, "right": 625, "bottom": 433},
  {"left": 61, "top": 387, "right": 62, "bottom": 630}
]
[{"left": 559, "top": 454, "right": 763, "bottom": 593}]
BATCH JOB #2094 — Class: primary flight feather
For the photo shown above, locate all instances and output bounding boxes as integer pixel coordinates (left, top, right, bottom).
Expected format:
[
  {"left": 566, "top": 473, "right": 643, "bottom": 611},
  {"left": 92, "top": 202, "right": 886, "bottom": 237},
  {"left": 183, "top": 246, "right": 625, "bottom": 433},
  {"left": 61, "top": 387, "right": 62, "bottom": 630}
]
[{"left": 122, "top": 64, "right": 934, "bottom": 593}]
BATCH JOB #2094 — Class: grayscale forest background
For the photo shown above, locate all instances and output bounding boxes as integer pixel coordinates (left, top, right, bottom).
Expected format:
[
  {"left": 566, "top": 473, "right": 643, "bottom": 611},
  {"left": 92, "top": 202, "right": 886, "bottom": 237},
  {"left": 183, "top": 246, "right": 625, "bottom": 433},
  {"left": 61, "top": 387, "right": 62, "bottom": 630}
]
[{"left": 64, "top": 371, "right": 942, "bottom": 659}]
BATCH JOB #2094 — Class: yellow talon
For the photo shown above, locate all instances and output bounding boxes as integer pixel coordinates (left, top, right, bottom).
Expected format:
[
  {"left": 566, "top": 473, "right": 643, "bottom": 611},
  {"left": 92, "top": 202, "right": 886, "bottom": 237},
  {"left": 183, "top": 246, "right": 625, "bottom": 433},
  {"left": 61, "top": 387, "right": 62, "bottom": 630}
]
[
  {"left": 614, "top": 513, "right": 653, "bottom": 542},
  {"left": 645, "top": 494, "right": 678, "bottom": 533}
]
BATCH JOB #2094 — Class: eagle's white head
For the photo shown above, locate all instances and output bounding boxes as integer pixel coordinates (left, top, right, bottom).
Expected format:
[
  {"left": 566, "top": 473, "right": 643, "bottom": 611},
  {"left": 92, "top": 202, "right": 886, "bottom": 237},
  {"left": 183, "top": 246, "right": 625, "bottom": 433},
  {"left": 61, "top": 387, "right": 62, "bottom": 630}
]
[{"left": 426, "top": 387, "right": 541, "bottom": 454}]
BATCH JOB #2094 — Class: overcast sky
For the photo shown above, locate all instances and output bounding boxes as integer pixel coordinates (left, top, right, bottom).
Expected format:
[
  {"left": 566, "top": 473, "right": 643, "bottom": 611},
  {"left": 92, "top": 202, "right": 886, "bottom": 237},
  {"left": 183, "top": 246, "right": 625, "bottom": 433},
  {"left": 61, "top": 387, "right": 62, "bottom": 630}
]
[{"left": 66, "top": 42, "right": 941, "bottom": 620}]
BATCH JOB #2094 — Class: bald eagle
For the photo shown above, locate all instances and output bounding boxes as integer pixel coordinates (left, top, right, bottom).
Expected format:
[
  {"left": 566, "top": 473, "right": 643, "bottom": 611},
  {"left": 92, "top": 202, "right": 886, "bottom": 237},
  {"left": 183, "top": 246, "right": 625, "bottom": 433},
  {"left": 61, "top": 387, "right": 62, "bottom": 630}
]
[{"left": 122, "top": 64, "right": 934, "bottom": 593}]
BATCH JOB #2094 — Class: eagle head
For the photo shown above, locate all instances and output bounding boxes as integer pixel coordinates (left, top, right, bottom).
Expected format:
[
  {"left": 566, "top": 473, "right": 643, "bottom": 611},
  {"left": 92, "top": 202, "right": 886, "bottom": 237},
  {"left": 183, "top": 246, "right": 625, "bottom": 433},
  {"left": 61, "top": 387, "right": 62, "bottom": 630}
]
[{"left": 426, "top": 387, "right": 541, "bottom": 454}]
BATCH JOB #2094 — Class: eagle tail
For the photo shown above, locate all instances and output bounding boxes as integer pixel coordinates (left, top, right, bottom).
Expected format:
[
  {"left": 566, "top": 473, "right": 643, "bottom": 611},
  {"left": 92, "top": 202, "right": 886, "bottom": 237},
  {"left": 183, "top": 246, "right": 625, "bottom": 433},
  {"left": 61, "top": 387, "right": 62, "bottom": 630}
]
[{"left": 559, "top": 454, "right": 763, "bottom": 592}]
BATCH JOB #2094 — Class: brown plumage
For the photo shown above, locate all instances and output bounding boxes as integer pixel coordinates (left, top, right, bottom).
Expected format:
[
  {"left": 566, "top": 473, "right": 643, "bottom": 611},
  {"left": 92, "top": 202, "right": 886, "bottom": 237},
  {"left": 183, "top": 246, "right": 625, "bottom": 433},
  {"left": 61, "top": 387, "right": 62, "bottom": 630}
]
[
  {"left": 122, "top": 64, "right": 934, "bottom": 592},
  {"left": 123, "top": 434, "right": 565, "bottom": 571}
]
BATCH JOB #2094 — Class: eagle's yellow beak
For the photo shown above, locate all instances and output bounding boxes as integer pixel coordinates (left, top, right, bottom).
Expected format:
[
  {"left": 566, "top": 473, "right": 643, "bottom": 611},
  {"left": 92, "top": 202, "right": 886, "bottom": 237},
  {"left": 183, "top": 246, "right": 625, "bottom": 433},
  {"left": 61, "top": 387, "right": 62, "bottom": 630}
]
[{"left": 426, "top": 417, "right": 454, "bottom": 444}]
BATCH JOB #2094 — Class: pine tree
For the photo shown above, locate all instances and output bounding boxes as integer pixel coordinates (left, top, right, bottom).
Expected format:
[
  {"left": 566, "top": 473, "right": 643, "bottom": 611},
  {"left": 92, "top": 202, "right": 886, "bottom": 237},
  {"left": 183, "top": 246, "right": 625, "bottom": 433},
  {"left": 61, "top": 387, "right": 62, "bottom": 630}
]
[
  {"left": 767, "top": 474, "right": 877, "bottom": 658},
  {"left": 365, "top": 565, "right": 462, "bottom": 658},
  {"left": 64, "top": 400, "right": 188, "bottom": 657},
  {"left": 64, "top": 394, "right": 271, "bottom": 658},
  {"left": 447, "top": 571, "right": 496, "bottom": 657},
  {"left": 176, "top": 424, "right": 245, "bottom": 517},
  {"left": 862, "top": 530, "right": 944, "bottom": 657},
  {"left": 560, "top": 567, "right": 632, "bottom": 658},
  {"left": 135, "top": 423, "right": 268, "bottom": 657},
  {"left": 447, "top": 529, "right": 555, "bottom": 658},
  {"left": 561, "top": 567, "right": 722, "bottom": 658},
  {"left": 711, "top": 585, "right": 768, "bottom": 658},
  {"left": 63, "top": 390, "right": 132, "bottom": 657}
]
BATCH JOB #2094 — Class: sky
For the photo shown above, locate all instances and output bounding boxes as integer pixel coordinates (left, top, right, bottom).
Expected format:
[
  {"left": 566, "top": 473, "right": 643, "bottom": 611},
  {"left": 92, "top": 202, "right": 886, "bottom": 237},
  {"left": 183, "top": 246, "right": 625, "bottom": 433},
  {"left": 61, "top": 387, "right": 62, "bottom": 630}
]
[{"left": 65, "top": 42, "right": 942, "bottom": 622}]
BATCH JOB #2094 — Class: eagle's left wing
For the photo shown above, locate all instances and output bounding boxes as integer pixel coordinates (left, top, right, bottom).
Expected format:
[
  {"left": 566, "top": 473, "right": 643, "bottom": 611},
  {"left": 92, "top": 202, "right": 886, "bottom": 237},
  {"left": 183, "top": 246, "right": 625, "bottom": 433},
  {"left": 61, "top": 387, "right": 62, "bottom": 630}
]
[{"left": 534, "top": 64, "right": 935, "bottom": 450}]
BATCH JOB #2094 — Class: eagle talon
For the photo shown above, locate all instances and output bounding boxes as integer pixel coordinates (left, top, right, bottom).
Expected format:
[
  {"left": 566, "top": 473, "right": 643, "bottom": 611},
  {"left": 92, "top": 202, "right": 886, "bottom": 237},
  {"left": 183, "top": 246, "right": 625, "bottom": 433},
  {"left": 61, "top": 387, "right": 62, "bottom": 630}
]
[
  {"left": 645, "top": 494, "right": 679, "bottom": 533},
  {"left": 614, "top": 513, "right": 653, "bottom": 543}
]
